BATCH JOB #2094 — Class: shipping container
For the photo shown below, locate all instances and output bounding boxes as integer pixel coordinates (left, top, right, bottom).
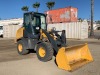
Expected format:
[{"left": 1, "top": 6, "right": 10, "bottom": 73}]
[
  {"left": 3, "top": 22, "right": 88, "bottom": 39},
  {"left": 3, "top": 25, "right": 22, "bottom": 38},
  {"left": 45, "top": 6, "right": 78, "bottom": 24},
  {"left": 47, "top": 22, "right": 88, "bottom": 39}
]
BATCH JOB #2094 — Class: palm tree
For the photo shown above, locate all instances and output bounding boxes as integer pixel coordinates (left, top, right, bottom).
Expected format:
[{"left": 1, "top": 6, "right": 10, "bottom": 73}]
[
  {"left": 90, "top": 0, "right": 94, "bottom": 37},
  {"left": 46, "top": 1, "right": 55, "bottom": 10},
  {"left": 32, "top": 2, "right": 40, "bottom": 12},
  {"left": 78, "top": 18, "right": 83, "bottom": 22},
  {"left": 21, "top": 6, "right": 29, "bottom": 12}
]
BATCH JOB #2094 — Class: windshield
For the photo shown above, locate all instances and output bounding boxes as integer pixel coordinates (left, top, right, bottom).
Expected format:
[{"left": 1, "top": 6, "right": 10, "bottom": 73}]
[
  {"left": 31, "top": 13, "right": 46, "bottom": 30},
  {"left": 0, "top": 26, "right": 3, "bottom": 30}
]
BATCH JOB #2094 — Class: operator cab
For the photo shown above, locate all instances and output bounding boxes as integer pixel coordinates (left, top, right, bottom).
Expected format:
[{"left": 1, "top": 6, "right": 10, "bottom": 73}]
[{"left": 23, "top": 12, "right": 47, "bottom": 38}]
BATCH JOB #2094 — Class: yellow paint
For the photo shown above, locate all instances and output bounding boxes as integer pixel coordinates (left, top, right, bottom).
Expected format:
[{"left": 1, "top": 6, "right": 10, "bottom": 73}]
[
  {"left": 50, "top": 34, "right": 57, "bottom": 40},
  {"left": 40, "top": 29, "right": 47, "bottom": 40},
  {"left": 40, "top": 29, "right": 56, "bottom": 40},
  {"left": 39, "top": 47, "right": 46, "bottom": 57},
  {"left": 15, "top": 27, "right": 24, "bottom": 43},
  {"left": 56, "top": 43, "right": 93, "bottom": 71},
  {"left": 18, "top": 44, "right": 23, "bottom": 52}
]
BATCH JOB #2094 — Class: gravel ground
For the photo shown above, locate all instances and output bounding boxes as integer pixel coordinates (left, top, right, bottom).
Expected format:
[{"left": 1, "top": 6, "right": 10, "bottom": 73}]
[{"left": 0, "top": 38, "right": 99, "bottom": 75}]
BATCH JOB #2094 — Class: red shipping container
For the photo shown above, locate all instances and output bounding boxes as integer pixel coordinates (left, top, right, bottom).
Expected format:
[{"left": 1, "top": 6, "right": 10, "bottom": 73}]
[{"left": 45, "top": 6, "right": 78, "bottom": 24}]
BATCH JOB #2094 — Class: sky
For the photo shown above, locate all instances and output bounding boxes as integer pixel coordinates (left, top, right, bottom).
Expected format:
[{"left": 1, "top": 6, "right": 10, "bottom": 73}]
[{"left": 0, "top": 0, "right": 100, "bottom": 20}]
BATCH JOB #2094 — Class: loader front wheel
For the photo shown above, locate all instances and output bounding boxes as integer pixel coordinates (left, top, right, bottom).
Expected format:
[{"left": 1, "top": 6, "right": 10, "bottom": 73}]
[
  {"left": 17, "top": 40, "right": 29, "bottom": 55},
  {"left": 36, "top": 42, "right": 53, "bottom": 62}
]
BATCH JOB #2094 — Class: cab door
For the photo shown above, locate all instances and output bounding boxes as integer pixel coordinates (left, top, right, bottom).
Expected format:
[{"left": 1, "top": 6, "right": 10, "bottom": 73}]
[
  {"left": 23, "top": 13, "right": 32, "bottom": 38},
  {"left": 23, "top": 13, "right": 40, "bottom": 38}
]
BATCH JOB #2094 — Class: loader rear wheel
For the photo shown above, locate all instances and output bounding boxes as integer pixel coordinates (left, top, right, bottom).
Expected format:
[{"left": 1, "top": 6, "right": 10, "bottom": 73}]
[
  {"left": 17, "top": 40, "right": 29, "bottom": 55},
  {"left": 36, "top": 42, "right": 53, "bottom": 62}
]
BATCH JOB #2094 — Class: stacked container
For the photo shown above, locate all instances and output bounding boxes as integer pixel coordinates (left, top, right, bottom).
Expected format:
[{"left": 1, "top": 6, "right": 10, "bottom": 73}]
[{"left": 45, "top": 6, "right": 78, "bottom": 24}]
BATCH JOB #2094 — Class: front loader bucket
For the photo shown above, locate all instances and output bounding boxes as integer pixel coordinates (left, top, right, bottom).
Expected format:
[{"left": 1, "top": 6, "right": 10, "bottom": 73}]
[{"left": 56, "top": 43, "right": 93, "bottom": 71}]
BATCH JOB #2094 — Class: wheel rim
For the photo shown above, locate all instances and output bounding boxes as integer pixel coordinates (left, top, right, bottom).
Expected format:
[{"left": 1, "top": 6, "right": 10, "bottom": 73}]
[
  {"left": 18, "top": 44, "right": 23, "bottom": 52},
  {"left": 39, "top": 47, "right": 46, "bottom": 57}
]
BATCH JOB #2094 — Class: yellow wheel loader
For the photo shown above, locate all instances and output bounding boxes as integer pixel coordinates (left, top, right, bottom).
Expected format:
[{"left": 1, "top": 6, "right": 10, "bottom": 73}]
[{"left": 16, "top": 12, "right": 93, "bottom": 71}]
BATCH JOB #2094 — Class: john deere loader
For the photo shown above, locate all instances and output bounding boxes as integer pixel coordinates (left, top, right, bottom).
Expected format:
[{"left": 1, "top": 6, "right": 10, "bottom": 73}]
[{"left": 16, "top": 12, "right": 93, "bottom": 71}]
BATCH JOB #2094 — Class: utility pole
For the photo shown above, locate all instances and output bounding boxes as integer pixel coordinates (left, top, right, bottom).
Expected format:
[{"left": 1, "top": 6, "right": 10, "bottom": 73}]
[{"left": 90, "top": 0, "right": 94, "bottom": 37}]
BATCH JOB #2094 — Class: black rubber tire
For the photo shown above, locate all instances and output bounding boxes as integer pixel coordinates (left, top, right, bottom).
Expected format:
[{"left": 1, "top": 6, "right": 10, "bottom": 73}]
[
  {"left": 36, "top": 42, "right": 53, "bottom": 62},
  {"left": 17, "top": 40, "right": 29, "bottom": 55}
]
